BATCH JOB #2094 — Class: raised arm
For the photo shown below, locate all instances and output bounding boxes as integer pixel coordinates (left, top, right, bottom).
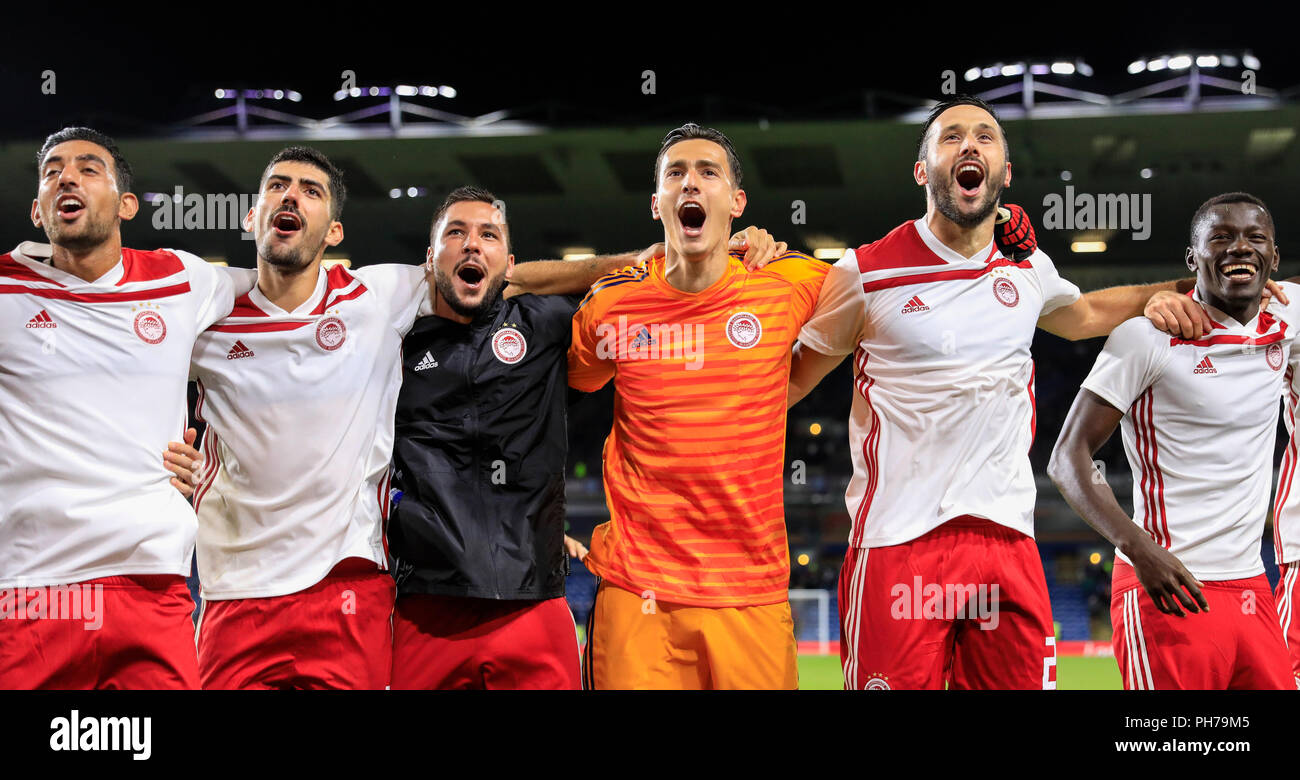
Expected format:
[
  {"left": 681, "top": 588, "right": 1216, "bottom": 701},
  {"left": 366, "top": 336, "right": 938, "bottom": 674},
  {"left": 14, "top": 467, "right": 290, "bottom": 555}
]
[
  {"left": 503, "top": 252, "right": 642, "bottom": 299},
  {"left": 1046, "top": 391, "right": 1207, "bottom": 617},
  {"left": 1037, "top": 279, "right": 1204, "bottom": 341},
  {"left": 503, "top": 226, "right": 787, "bottom": 298},
  {"left": 988, "top": 206, "right": 1203, "bottom": 340}
]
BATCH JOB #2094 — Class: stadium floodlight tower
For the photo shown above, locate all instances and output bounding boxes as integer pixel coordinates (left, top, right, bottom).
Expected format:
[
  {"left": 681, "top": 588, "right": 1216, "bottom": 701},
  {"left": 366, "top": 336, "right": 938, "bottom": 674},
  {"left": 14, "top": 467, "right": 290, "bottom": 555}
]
[
  {"left": 322, "top": 85, "right": 543, "bottom": 138},
  {"left": 961, "top": 59, "right": 1104, "bottom": 115},
  {"left": 1120, "top": 51, "right": 1278, "bottom": 109},
  {"left": 171, "top": 83, "right": 542, "bottom": 141},
  {"left": 192, "top": 88, "right": 307, "bottom": 134}
]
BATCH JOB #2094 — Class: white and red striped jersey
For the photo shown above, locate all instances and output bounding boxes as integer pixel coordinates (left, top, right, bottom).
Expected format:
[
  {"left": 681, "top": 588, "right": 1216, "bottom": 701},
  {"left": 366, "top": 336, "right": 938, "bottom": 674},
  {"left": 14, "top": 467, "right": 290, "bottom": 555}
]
[
  {"left": 190, "top": 263, "right": 429, "bottom": 600},
  {"left": 1266, "top": 336, "right": 1300, "bottom": 566},
  {"left": 1081, "top": 286, "right": 1300, "bottom": 580},
  {"left": 798, "top": 218, "right": 1081, "bottom": 548},
  {"left": 0, "top": 241, "right": 236, "bottom": 588}
]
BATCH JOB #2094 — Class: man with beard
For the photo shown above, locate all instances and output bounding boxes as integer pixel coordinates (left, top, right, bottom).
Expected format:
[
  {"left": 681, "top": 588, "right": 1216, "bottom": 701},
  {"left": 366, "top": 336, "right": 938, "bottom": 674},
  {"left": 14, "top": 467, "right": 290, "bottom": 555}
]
[
  {"left": 0, "top": 127, "right": 237, "bottom": 689},
  {"left": 388, "top": 186, "right": 787, "bottom": 689},
  {"left": 188, "top": 146, "right": 412, "bottom": 689},
  {"left": 788, "top": 96, "right": 1221, "bottom": 690}
]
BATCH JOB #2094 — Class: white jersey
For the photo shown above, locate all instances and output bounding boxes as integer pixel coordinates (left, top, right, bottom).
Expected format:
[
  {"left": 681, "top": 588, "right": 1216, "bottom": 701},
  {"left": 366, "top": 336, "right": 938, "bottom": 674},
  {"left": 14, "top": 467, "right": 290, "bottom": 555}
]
[
  {"left": 190, "top": 263, "right": 428, "bottom": 600},
  {"left": 798, "top": 218, "right": 1080, "bottom": 548},
  {"left": 0, "top": 241, "right": 235, "bottom": 588},
  {"left": 1082, "top": 287, "right": 1300, "bottom": 580},
  {"left": 1262, "top": 307, "right": 1300, "bottom": 566}
]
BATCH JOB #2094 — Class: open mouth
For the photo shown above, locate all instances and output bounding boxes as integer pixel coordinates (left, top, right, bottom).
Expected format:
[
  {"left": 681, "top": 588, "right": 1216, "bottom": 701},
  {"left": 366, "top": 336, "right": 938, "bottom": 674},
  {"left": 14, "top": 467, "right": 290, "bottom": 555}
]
[
  {"left": 678, "top": 201, "right": 706, "bottom": 237},
  {"left": 271, "top": 210, "right": 303, "bottom": 237},
  {"left": 954, "top": 161, "right": 985, "bottom": 197},
  {"left": 1219, "top": 261, "right": 1259, "bottom": 282},
  {"left": 56, "top": 195, "right": 85, "bottom": 220},
  {"left": 456, "top": 262, "right": 486, "bottom": 291}
]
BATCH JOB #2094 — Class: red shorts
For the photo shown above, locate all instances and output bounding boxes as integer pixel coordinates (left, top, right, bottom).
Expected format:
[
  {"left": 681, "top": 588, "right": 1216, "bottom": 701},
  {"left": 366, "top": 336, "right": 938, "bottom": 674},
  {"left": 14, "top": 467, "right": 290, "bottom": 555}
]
[
  {"left": 1111, "top": 560, "right": 1293, "bottom": 690},
  {"left": 1278, "top": 562, "right": 1300, "bottom": 689},
  {"left": 196, "top": 558, "right": 395, "bottom": 690},
  {"left": 0, "top": 574, "right": 199, "bottom": 690},
  {"left": 838, "top": 517, "right": 1057, "bottom": 690},
  {"left": 391, "top": 594, "right": 580, "bottom": 690}
]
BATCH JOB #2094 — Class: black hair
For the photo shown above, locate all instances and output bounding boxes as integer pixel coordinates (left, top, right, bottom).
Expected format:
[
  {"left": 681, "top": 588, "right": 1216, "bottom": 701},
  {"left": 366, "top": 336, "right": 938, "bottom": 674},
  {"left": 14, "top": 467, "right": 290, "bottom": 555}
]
[
  {"left": 261, "top": 146, "right": 347, "bottom": 221},
  {"left": 917, "top": 96, "right": 1008, "bottom": 162},
  {"left": 1189, "top": 192, "right": 1275, "bottom": 244},
  {"left": 37, "top": 127, "right": 133, "bottom": 193},
  {"left": 429, "top": 185, "right": 509, "bottom": 250},
  {"left": 654, "top": 123, "right": 743, "bottom": 188}
]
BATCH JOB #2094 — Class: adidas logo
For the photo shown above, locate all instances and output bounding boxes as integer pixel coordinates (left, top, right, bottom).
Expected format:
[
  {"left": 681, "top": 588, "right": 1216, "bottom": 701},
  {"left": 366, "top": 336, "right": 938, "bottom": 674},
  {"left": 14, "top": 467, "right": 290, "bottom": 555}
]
[
  {"left": 226, "top": 340, "right": 255, "bottom": 360},
  {"left": 630, "top": 327, "right": 657, "bottom": 348},
  {"left": 901, "top": 295, "right": 930, "bottom": 314},
  {"left": 1193, "top": 356, "right": 1217, "bottom": 374},
  {"left": 414, "top": 351, "right": 439, "bottom": 371},
  {"left": 25, "top": 310, "right": 56, "bottom": 329}
]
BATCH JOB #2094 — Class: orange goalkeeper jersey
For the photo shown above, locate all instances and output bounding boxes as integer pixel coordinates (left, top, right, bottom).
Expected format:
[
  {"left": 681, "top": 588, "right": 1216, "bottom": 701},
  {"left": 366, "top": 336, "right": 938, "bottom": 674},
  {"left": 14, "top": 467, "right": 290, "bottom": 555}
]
[{"left": 569, "top": 250, "right": 829, "bottom": 607}]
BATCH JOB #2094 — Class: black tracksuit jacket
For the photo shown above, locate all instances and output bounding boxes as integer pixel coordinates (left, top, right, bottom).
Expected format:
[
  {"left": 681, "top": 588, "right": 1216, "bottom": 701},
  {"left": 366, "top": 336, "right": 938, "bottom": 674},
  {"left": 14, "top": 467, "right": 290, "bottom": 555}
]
[{"left": 388, "top": 293, "right": 578, "bottom": 600}]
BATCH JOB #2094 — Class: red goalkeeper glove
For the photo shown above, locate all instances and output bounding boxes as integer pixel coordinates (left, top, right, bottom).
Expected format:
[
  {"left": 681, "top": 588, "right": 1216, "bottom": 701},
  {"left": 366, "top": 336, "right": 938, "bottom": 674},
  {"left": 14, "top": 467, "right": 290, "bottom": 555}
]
[{"left": 995, "top": 204, "right": 1036, "bottom": 261}]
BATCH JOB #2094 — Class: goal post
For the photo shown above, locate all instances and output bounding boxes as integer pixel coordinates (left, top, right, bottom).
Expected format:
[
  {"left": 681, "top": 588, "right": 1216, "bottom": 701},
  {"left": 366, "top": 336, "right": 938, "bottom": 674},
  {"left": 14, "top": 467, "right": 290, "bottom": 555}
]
[{"left": 788, "top": 588, "right": 832, "bottom": 655}]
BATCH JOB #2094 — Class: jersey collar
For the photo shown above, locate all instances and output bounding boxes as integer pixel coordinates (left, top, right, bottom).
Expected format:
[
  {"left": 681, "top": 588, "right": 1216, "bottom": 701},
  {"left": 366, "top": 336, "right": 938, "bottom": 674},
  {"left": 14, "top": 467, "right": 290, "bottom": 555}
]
[
  {"left": 1190, "top": 286, "right": 1273, "bottom": 333},
  {"left": 912, "top": 218, "right": 997, "bottom": 266},
  {"left": 650, "top": 253, "right": 739, "bottom": 300},
  {"left": 11, "top": 241, "right": 125, "bottom": 286},
  {"left": 471, "top": 293, "right": 506, "bottom": 327},
  {"left": 247, "top": 263, "right": 330, "bottom": 317}
]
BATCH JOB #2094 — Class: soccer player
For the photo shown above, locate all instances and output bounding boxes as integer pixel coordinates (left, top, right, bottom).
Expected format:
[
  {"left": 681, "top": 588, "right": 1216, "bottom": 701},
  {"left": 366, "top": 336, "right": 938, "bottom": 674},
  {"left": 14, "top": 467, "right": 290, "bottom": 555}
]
[
  {"left": 189, "top": 150, "right": 780, "bottom": 689},
  {"left": 0, "top": 127, "right": 238, "bottom": 689},
  {"left": 389, "top": 186, "right": 786, "bottom": 690},
  {"left": 570, "top": 124, "right": 829, "bottom": 690},
  {"left": 789, "top": 96, "right": 1220, "bottom": 690},
  {"left": 1273, "top": 372, "right": 1300, "bottom": 690},
  {"left": 188, "top": 147, "right": 420, "bottom": 689},
  {"left": 1049, "top": 193, "right": 1297, "bottom": 690},
  {"left": 1273, "top": 377, "right": 1300, "bottom": 689},
  {"left": 1260, "top": 265, "right": 1300, "bottom": 690}
]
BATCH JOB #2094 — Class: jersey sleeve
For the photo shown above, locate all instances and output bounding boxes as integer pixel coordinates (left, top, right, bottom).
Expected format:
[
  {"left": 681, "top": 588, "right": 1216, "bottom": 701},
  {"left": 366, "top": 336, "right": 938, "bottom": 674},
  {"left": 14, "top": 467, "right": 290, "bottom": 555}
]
[
  {"left": 171, "top": 249, "right": 237, "bottom": 332},
  {"left": 354, "top": 263, "right": 430, "bottom": 336},
  {"left": 1029, "top": 248, "right": 1082, "bottom": 316},
  {"left": 1271, "top": 280, "right": 1300, "bottom": 349},
  {"left": 797, "top": 249, "right": 866, "bottom": 357},
  {"left": 219, "top": 266, "right": 258, "bottom": 300},
  {"left": 782, "top": 253, "right": 831, "bottom": 326},
  {"left": 568, "top": 294, "right": 615, "bottom": 392},
  {"left": 1080, "top": 317, "right": 1170, "bottom": 412}
]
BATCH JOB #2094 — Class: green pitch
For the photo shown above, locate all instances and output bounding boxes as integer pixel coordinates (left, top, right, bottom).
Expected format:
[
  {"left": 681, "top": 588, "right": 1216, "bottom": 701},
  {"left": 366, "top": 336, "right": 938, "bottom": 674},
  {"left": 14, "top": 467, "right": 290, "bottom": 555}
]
[{"left": 797, "top": 654, "right": 1122, "bottom": 690}]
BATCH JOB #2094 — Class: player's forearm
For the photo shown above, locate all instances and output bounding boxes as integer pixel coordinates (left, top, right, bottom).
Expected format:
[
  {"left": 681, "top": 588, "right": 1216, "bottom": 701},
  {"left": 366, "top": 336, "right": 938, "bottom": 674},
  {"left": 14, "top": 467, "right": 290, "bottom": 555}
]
[
  {"left": 1046, "top": 278, "right": 1191, "bottom": 341},
  {"left": 787, "top": 342, "right": 847, "bottom": 409},
  {"left": 1070, "top": 279, "right": 1185, "bottom": 338},
  {"left": 505, "top": 253, "right": 640, "bottom": 297},
  {"left": 1047, "top": 437, "right": 1149, "bottom": 557}
]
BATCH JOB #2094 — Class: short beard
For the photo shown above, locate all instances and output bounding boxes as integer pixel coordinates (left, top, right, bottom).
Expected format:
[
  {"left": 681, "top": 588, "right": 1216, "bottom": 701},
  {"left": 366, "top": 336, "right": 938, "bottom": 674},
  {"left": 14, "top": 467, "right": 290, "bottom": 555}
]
[
  {"left": 928, "top": 163, "right": 1005, "bottom": 228},
  {"left": 434, "top": 265, "right": 506, "bottom": 320},
  {"left": 257, "top": 231, "right": 326, "bottom": 273},
  {"left": 46, "top": 210, "right": 116, "bottom": 253}
]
